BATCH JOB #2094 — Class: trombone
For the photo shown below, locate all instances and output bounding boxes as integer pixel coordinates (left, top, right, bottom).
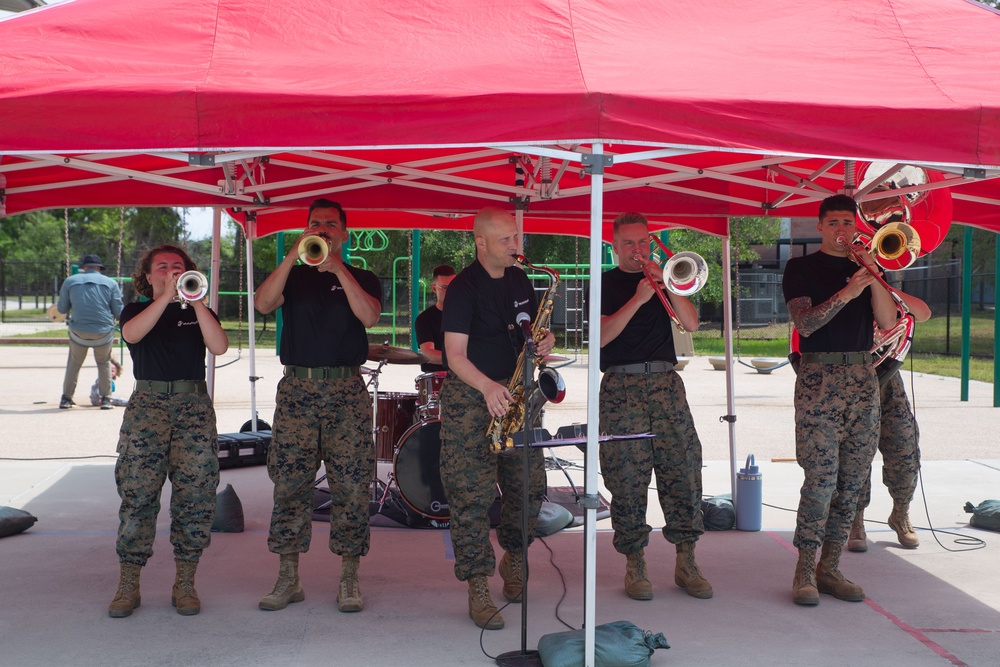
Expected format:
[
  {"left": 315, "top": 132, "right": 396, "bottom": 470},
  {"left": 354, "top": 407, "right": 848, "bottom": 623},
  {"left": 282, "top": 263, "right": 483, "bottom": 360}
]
[
  {"left": 631, "top": 234, "right": 708, "bottom": 332},
  {"left": 836, "top": 232, "right": 914, "bottom": 384}
]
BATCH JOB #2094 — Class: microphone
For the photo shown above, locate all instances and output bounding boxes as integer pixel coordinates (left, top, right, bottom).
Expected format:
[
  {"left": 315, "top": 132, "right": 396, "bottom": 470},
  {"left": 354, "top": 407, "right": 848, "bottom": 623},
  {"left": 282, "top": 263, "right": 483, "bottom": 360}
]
[{"left": 516, "top": 311, "right": 534, "bottom": 352}]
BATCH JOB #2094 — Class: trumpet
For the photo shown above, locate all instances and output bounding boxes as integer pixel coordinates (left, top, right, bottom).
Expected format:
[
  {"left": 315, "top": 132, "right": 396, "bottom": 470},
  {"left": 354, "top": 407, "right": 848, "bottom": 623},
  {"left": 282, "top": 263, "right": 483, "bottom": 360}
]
[
  {"left": 298, "top": 235, "right": 330, "bottom": 266},
  {"left": 632, "top": 235, "right": 708, "bottom": 332},
  {"left": 175, "top": 270, "right": 208, "bottom": 309}
]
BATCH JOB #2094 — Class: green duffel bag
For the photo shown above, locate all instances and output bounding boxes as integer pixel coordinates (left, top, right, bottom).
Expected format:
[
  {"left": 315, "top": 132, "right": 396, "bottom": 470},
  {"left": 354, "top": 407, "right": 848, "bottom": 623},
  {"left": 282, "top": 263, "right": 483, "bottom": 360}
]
[
  {"left": 964, "top": 499, "right": 1000, "bottom": 532},
  {"left": 537, "top": 620, "right": 669, "bottom": 667}
]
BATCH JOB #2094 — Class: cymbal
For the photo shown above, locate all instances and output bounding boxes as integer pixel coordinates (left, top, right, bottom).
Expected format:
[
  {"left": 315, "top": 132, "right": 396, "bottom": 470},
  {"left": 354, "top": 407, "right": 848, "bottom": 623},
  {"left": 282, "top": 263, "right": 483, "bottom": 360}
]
[{"left": 367, "top": 343, "right": 428, "bottom": 365}]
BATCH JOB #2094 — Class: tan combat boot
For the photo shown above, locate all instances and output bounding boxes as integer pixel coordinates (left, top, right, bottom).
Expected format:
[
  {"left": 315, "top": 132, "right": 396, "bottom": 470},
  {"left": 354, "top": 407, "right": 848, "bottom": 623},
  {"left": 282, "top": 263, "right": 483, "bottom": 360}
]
[
  {"left": 674, "top": 542, "right": 713, "bottom": 599},
  {"left": 259, "top": 553, "right": 305, "bottom": 611},
  {"left": 791, "top": 547, "right": 819, "bottom": 605},
  {"left": 624, "top": 550, "right": 653, "bottom": 601},
  {"left": 888, "top": 503, "right": 919, "bottom": 548},
  {"left": 847, "top": 511, "right": 868, "bottom": 553},
  {"left": 816, "top": 541, "right": 864, "bottom": 601},
  {"left": 338, "top": 555, "right": 364, "bottom": 612},
  {"left": 171, "top": 559, "right": 201, "bottom": 616},
  {"left": 498, "top": 551, "right": 524, "bottom": 603},
  {"left": 467, "top": 574, "right": 504, "bottom": 630},
  {"left": 108, "top": 562, "right": 142, "bottom": 618}
]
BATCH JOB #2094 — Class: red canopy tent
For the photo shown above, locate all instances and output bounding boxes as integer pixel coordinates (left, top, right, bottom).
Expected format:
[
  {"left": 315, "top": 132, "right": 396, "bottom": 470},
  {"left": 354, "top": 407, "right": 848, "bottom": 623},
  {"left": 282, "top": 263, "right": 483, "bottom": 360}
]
[{"left": 1, "top": 0, "right": 999, "bottom": 232}]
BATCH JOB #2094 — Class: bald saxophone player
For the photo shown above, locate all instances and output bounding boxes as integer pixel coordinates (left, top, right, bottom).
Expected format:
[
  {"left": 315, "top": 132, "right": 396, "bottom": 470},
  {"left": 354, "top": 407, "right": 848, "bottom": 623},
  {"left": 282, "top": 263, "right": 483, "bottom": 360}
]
[{"left": 437, "top": 206, "right": 555, "bottom": 630}]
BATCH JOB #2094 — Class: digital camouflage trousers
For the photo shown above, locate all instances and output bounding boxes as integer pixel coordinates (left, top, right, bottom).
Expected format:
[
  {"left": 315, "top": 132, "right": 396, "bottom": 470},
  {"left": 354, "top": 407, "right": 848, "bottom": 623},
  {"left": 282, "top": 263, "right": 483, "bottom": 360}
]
[
  {"left": 793, "top": 362, "right": 879, "bottom": 549},
  {"left": 858, "top": 372, "right": 920, "bottom": 510},
  {"left": 115, "top": 390, "right": 219, "bottom": 565},
  {"left": 599, "top": 370, "right": 705, "bottom": 554},
  {"left": 438, "top": 373, "right": 545, "bottom": 581},
  {"left": 267, "top": 375, "right": 373, "bottom": 557}
]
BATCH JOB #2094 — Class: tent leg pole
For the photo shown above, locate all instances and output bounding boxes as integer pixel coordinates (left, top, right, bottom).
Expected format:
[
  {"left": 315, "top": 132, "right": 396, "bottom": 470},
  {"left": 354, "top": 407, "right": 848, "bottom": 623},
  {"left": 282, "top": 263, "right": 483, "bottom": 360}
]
[
  {"left": 584, "top": 142, "right": 604, "bottom": 667},
  {"left": 722, "top": 231, "right": 738, "bottom": 502}
]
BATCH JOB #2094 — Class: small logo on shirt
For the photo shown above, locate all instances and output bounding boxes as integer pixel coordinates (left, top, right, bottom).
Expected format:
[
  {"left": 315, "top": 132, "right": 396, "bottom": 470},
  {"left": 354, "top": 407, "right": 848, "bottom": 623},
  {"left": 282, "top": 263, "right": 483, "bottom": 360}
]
[
  {"left": 177, "top": 320, "right": 198, "bottom": 327},
  {"left": 331, "top": 285, "right": 344, "bottom": 292},
  {"left": 513, "top": 298, "right": 529, "bottom": 308}
]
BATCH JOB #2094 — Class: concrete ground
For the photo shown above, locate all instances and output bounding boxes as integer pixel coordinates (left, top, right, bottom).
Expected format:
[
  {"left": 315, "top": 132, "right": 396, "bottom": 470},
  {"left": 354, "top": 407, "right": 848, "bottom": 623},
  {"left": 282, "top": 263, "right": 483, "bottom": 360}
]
[{"left": 1, "top": 324, "right": 998, "bottom": 666}]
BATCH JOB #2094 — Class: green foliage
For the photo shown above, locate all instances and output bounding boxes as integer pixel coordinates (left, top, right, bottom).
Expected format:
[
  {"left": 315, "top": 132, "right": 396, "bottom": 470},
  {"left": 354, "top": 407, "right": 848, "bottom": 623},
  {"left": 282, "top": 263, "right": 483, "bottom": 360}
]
[
  {"left": 0, "top": 207, "right": 185, "bottom": 269},
  {"left": 665, "top": 216, "right": 782, "bottom": 304},
  {"left": 939, "top": 226, "right": 997, "bottom": 275}
]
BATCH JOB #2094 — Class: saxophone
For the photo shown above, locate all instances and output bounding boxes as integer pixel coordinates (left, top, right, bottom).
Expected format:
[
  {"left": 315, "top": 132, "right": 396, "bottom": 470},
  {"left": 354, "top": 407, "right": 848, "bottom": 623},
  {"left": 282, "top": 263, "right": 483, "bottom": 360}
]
[{"left": 487, "top": 256, "right": 567, "bottom": 454}]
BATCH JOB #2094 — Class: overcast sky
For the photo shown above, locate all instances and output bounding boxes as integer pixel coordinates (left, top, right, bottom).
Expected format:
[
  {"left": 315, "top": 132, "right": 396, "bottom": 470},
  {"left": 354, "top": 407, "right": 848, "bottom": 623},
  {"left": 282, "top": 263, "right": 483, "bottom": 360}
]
[{"left": 181, "top": 208, "right": 221, "bottom": 240}]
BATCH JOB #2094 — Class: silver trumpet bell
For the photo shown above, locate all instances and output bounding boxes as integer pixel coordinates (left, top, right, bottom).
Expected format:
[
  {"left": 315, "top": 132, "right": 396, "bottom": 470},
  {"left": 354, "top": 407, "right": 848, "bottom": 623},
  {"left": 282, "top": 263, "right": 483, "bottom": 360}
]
[
  {"left": 663, "top": 251, "right": 709, "bottom": 296},
  {"left": 175, "top": 270, "right": 208, "bottom": 309},
  {"left": 298, "top": 236, "right": 329, "bottom": 266}
]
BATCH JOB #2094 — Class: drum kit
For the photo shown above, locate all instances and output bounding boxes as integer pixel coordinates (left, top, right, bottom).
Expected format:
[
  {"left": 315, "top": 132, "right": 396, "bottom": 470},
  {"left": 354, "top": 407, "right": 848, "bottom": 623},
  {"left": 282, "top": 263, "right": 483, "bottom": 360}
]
[{"left": 363, "top": 344, "right": 451, "bottom": 522}]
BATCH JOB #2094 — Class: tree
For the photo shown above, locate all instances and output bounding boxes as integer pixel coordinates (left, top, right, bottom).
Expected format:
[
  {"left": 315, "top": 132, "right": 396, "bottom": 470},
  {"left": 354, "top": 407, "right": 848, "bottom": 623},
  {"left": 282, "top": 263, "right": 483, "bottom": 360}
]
[{"left": 665, "top": 216, "right": 782, "bottom": 305}]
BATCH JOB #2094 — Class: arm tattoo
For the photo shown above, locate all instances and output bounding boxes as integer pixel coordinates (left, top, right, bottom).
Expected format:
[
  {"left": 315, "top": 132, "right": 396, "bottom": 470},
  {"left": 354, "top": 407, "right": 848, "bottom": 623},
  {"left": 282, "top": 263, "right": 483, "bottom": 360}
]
[{"left": 787, "top": 293, "right": 850, "bottom": 338}]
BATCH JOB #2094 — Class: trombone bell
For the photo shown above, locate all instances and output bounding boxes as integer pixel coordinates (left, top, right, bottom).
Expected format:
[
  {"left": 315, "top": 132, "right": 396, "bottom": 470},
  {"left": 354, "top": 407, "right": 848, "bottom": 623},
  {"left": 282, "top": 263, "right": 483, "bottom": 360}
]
[
  {"left": 299, "top": 236, "right": 329, "bottom": 266},
  {"left": 664, "top": 251, "right": 708, "bottom": 296}
]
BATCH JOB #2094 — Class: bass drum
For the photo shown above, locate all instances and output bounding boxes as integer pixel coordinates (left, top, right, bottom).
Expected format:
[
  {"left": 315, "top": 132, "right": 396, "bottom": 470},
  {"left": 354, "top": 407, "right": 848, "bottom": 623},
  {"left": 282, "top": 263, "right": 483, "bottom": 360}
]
[{"left": 393, "top": 419, "right": 449, "bottom": 521}]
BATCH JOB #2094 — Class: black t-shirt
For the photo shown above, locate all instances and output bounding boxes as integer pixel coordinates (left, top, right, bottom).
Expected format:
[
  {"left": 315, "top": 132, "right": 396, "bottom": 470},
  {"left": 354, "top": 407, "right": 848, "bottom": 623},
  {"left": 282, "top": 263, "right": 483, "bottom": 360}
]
[
  {"left": 598, "top": 267, "right": 677, "bottom": 372},
  {"left": 441, "top": 260, "right": 538, "bottom": 381},
  {"left": 782, "top": 251, "right": 874, "bottom": 353},
  {"left": 414, "top": 305, "right": 445, "bottom": 373},
  {"left": 278, "top": 264, "right": 382, "bottom": 367},
  {"left": 120, "top": 301, "right": 219, "bottom": 381}
]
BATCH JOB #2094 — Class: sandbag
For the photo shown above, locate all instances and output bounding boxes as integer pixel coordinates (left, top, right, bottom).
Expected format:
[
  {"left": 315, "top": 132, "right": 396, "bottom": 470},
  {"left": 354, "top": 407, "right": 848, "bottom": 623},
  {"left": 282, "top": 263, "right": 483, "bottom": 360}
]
[
  {"left": 537, "top": 620, "right": 669, "bottom": 667},
  {"left": 211, "top": 484, "right": 245, "bottom": 533},
  {"left": 702, "top": 494, "right": 735, "bottom": 531},
  {"left": 964, "top": 500, "right": 1000, "bottom": 532},
  {"left": 535, "top": 500, "right": 575, "bottom": 536},
  {"left": 0, "top": 506, "right": 38, "bottom": 538}
]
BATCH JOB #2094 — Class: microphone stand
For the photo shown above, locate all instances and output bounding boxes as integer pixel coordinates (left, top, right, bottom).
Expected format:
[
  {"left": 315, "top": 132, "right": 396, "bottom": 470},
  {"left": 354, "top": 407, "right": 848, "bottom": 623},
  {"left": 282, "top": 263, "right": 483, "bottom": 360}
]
[{"left": 496, "top": 340, "right": 541, "bottom": 667}]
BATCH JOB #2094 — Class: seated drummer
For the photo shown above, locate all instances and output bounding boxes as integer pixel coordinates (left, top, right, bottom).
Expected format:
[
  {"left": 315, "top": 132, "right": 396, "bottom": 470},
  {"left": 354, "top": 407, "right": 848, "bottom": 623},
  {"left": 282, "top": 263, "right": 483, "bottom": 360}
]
[{"left": 414, "top": 264, "right": 456, "bottom": 373}]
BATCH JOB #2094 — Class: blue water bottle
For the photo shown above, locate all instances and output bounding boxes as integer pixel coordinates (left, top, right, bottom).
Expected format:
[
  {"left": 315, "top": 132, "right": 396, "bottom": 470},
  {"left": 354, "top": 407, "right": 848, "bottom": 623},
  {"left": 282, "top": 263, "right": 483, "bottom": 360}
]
[{"left": 736, "top": 454, "right": 763, "bottom": 531}]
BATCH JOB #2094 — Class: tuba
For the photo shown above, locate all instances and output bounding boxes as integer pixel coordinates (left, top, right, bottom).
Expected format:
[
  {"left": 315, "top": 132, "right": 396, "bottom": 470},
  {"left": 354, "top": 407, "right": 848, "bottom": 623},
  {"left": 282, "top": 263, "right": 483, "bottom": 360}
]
[
  {"left": 851, "top": 163, "right": 952, "bottom": 384},
  {"left": 175, "top": 271, "right": 208, "bottom": 309},
  {"left": 632, "top": 234, "right": 708, "bottom": 332},
  {"left": 486, "top": 256, "right": 566, "bottom": 454}
]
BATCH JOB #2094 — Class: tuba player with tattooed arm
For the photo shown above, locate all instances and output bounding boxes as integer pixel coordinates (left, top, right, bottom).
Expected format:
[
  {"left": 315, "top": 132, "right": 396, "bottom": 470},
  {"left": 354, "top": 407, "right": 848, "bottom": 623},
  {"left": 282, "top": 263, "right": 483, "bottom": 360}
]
[{"left": 438, "top": 206, "right": 555, "bottom": 631}]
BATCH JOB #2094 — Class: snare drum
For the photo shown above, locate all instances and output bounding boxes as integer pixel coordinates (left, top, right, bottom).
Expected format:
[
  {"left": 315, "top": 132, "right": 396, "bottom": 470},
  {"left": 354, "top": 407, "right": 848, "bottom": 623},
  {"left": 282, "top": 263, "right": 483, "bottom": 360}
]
[
  {"left": 393, "top": 419, "right": 449, "bottom": 520},
  {"left": 414, "top": 371, "right": 447, "bottom": 419},
  {"left": 373, "top": 392, "right": 418, "bottom": 460}
]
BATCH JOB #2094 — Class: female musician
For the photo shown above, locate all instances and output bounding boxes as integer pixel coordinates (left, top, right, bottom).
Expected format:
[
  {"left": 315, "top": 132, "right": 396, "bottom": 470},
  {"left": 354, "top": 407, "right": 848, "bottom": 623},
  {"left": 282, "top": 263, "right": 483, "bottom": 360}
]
[{"left": 108, "top": 244, "right": 228, "bottom": 618}]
